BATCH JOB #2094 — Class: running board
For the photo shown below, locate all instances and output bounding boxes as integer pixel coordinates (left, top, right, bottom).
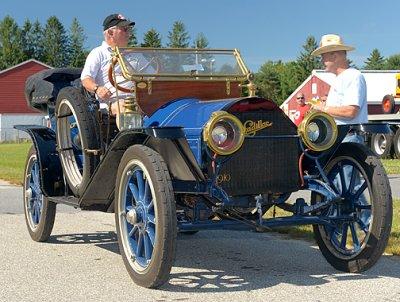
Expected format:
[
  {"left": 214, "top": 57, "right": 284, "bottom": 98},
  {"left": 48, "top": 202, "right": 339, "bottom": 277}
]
[{"left": 48, "top": 196, "right": 80, "bottom": 207}]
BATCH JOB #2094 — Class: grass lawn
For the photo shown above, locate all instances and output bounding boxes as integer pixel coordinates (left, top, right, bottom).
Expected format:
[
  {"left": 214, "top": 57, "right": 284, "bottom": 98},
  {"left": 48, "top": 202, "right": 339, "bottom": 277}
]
[
  {"left": 381, "top": 159, "right": 400, "bottom": 175},
  {"left": 0, "top": 142, "right": 31, "bottom": 185}
]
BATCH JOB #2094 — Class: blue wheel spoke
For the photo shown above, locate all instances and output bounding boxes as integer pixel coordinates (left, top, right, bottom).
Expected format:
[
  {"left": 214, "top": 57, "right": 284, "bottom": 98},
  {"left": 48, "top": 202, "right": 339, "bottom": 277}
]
[
  {"left": 353, "top": 181, "right": 368, "bottom": 201},
  {"left": 137, "top": 232, "right": 144, "bottom": 256},
  {"left": 348, "top": 166, "right": 357, "bottom": 194},
  {"left": 147, "top": 199, "right": 154, "bottom": 210},
  {"left": 147, "top": 214, "right": 155, "bottom": 225},
  {"left": 147, "top": 227, "right": 155, "bottom": 246},
  {"left": 339, "top": 165, "right": 346, "bottom": 194},
  {"left": 143, "top": 233, "right": 152, "bottom": 260},
  {"left": 128, "top": 183, "right": 139, "bottom": 202},
  {"left": 350, "top": 223, "right": 360, "bottom": 249},
  {"left": 356, "top": 218, "right": 370, "bottom": 234},
  {"left": 143, "top": 179, "right": 150, "bottom": 204},
  {"left": 136, "top": 170, "right": 144, "bottom": 200},
  {"left": 129, "top": 225, "right": 138, "bottom": 237},
  {"left": 340, "top": 223, "right": 349, "bottom": 249}
]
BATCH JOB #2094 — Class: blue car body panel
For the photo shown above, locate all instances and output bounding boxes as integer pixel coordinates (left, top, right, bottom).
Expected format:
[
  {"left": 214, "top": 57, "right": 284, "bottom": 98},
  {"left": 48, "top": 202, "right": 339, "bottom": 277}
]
[{"left": 144, "top": 97, "right": 239, "bottom": 165}]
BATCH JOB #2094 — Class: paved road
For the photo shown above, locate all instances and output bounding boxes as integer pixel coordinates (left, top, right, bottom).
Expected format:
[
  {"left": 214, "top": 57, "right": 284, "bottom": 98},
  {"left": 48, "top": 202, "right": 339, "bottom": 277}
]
[{"left": 1, "top": 179, "right": 400, "bottom": 301}]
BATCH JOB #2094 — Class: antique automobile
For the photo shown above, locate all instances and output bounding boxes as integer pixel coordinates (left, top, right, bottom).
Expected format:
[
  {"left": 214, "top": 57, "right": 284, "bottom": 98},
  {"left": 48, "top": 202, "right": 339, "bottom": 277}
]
[{"left": 18, "top": 47, "right": 392, "bottom": 288}]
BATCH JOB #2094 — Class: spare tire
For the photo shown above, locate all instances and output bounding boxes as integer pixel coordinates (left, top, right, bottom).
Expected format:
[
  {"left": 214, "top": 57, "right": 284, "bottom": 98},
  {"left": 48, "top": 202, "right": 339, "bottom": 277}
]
[
  {"left": 370, "top": 133, "right": 392, "bottom": 159},
  {"left": 382, "top": 94, "right": 395, "bottom": 114},
  {"left": 55, "top": 86, "right": 101, "bottom": 197}
]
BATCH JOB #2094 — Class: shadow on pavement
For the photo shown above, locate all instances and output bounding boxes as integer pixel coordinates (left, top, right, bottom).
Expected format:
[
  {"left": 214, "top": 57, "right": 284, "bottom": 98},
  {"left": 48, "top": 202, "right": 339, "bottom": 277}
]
[{"left": 45, "top": 229, "right": 400, "bottom": 292}]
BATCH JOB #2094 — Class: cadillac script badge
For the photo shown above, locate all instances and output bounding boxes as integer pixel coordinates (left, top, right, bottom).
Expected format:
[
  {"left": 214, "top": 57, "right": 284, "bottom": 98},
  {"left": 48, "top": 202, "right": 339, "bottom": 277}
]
[{"left": 244, "top": 120, "right": 273, "bottom": 136}]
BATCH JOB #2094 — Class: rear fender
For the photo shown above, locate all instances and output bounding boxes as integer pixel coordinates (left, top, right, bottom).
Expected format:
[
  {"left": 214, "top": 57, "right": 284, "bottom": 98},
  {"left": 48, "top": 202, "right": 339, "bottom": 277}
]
[{"left": 14, "top": 125, "right": 64, "bottom": 196}]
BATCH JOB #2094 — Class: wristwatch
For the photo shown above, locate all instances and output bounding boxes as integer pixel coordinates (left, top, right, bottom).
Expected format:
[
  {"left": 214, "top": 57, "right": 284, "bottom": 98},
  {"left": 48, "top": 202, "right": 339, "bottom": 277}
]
[{"left": 93, "top": 85, "right": 99, "bottom": 94}]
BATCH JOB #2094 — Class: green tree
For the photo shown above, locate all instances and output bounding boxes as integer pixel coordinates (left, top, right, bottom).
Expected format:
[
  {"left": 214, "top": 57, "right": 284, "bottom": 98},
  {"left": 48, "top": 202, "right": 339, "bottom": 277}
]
[
  {"left": 128, "top": 27, "right": 138, "bottom": 47},
  {"left": 364, "top": 49, "right": 385, "bottom": 70},
  {"left": 22, "top": 20, "right": 44, "bottom": 61},
  {"left": 141, "top": 28, "right": 162, "bottom": 47},
  {"left": 68, "top": 18, "right": 86, "bottom": 67},
  {"left": 192, "top": 32, "right": 209, "bottom": 48},
  {"left": 255, "top": 60, "right": 282, "bottom": 103},
  {"left": 0, "top": 15, "right": 25, "bottom": 69},
  {"left": 167, "top": 21, "right": 190, "bottom": 48},
  {"left": 385, "top": 54, "right": 400, "bottom": 69},
  {"left": 42, "top": 16, "right": 69, "bottom": 67},
  {"left": 296, "top": 35, "right": 322, "bottom": 82},
  {"left": 279, "top": 61, "right": 302, "bottom": 103}
]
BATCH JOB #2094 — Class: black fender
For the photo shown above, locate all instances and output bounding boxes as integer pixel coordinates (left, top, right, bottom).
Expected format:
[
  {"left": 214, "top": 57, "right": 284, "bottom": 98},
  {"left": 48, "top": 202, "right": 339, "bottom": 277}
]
[
  {"left": 302, "top": 123, "right": 392, "bottom": 174},
  {"left": 14, "top": 125, "right": 64, "bottom": 196},
  {"left": 79, "top": 126, "right": 205, "bottom": 210}
]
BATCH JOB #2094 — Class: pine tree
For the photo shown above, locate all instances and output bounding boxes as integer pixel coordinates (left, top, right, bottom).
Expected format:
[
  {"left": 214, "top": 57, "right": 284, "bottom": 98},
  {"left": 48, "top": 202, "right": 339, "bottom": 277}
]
[
  {"left": 192, "top": 32, "right": 208, "bottom": 49},
  {"left": 364, "top": 49, "right": 385, "bottom": 70},
  {"left": 21, "top": 19, "right": 44, "bottom": 61},
  {"left": 167, "top": 21, "right": 190, "bottom": 48},
  {"left": 254, "top": 60, "right": 282, "bottom": 103},
  {"left": 68, "top": 18, "right": 87, "bottom": 67},
  {"left": 0, "top": 15, "right": 25, "bottom": 69},
  {"left": 141, "top": 28, "right": 162, "bottom": 48},
  {"left": 385, "top": 54, "right": 400, "bottom": 70},
  {"left": 296, "top": 35, "right": 323, "bottom": 81},
  {"left": 128, "top": 27, "right": 138, "bottom": 47},
  {"left": 42, "top": 16, "right": 69, "bottom": 67}
]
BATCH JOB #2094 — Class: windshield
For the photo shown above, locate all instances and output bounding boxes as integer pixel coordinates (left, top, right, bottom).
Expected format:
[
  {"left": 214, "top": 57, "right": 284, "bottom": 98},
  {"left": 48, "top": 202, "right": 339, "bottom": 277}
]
[{"left": 114, "top": 47, "right": 250, "bottom": 81}]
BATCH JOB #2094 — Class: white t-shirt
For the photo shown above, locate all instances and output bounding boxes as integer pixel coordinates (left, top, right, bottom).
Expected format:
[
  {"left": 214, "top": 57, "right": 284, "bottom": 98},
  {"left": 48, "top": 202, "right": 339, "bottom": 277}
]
[
  {"left": 326, "top": 68, "right": 368, "bottom": 125},
  {"left": 80, "top": 41, "right": 135, "bottom": 101}
]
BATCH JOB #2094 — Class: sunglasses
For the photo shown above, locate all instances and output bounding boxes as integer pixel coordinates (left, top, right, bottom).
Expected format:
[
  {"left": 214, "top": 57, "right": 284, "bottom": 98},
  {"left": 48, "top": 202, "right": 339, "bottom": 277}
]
[{"left": 297, "top": 97, "right": 305, "bottom": 100}]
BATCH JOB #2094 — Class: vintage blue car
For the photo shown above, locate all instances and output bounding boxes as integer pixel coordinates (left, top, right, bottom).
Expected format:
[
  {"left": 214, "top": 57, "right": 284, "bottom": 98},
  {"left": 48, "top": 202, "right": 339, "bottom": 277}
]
[{"left": 19, "top": 47, "right": 392, "bottom": 288}]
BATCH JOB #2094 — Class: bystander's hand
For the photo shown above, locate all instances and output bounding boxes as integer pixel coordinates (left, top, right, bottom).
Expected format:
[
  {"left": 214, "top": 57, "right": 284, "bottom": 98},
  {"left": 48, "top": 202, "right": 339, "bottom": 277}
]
[{"left": 96, "top": 86, "right": 112, "bottom": 99}]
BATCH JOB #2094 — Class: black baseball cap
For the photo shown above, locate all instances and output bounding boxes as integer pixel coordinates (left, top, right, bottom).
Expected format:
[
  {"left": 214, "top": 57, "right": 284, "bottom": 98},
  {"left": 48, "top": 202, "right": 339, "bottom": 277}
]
[{"left": 103, "top": 14, "right": 135, "bottom": 31}]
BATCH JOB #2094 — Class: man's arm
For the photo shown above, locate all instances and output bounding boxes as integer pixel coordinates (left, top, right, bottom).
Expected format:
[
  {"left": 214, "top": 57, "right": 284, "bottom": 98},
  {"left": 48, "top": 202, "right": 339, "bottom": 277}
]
[
  {"left": 322, "top": 104, "right": 359, "bottom": 119},
  {"left": 82, "top": 76, "right": 112, "bottom": 100}
]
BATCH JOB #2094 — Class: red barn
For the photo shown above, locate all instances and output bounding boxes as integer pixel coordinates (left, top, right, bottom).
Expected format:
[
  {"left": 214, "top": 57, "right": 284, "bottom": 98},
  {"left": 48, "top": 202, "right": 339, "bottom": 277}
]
[
  {"left": 280, "top": 70, "right": 334, "bottom": 122},
  {"left": 0, "top": 59, "right": 51, "bottom": 141}
]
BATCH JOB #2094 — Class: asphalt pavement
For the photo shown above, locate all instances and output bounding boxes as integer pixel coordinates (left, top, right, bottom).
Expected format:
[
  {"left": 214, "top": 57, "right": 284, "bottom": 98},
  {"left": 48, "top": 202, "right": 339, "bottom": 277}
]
[{"left": 1, "top": 178, "right": 400, "bottom": 301}]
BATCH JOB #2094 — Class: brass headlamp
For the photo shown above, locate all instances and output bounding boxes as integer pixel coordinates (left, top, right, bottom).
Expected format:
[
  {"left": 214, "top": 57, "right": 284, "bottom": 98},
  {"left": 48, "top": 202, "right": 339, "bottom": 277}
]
[{"left": 297, "top": 110, "right": 338, "bottom": 152}]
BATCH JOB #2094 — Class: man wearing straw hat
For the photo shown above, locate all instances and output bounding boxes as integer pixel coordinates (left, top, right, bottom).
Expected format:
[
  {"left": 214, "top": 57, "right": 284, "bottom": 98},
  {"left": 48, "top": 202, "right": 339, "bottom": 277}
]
[{"left": 311, "top": 34, "right": 368, "bottom": 144}]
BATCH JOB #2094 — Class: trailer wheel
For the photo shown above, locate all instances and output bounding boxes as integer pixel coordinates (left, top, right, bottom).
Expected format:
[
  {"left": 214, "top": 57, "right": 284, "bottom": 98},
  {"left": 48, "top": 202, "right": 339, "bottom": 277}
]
[
  {"left": 370, "top": 133, "right": 392, "bottom": 158},
  {"left": 55, "top": 87, "right": 101, "bottom": 197},
  {"left": 23, "top": 146, "right": 57, "bottom": 242},
  {"left": 312, "top": 143, "right": 392, "bottom": 272},
  {"left": 393, "top": 128, "right": 400, "bottom": 159},
  {"left": 115, "top": 145, "right": 177, "bottom": 288},
  {"left": 382, "top": 94, "right": 395, "bottom": 114}
]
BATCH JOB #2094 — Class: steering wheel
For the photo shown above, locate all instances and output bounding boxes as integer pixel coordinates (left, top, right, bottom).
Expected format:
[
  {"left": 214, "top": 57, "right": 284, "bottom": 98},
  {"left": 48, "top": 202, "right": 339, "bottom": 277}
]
[{"left": 108, "top": 56, "right": 160, "bottom": 93}]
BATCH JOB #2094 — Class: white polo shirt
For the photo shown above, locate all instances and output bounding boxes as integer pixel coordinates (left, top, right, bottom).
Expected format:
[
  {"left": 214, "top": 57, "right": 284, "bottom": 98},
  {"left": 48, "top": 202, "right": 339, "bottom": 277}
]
[
  {"left": 326, "top": 68, "right": 368, "bottom": 125},
  {"left": 80, "top": 41, "right": 133, "bottom": 101}
]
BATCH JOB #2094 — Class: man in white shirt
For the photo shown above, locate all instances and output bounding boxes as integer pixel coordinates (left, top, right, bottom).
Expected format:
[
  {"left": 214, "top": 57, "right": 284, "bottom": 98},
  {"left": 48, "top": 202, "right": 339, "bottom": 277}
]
[
  {"left": 81, "top": 13, "right": 135, "bottom": 120},
  {"left": 311, "top": 34, "right": 368, "bottom": 144}
]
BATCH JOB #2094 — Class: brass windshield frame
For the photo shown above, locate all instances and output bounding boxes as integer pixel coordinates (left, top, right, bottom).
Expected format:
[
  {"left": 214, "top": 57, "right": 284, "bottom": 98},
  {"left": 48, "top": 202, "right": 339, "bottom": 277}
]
[{"left": 112, "top": 46, "right": 251, "bottom": 82}]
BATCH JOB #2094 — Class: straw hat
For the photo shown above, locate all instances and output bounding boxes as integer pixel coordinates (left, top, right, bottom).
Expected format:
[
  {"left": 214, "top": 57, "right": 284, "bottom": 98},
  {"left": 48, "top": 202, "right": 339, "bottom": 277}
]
[{"left": 311, "top": 34, "right": 355, "bottom": 56}]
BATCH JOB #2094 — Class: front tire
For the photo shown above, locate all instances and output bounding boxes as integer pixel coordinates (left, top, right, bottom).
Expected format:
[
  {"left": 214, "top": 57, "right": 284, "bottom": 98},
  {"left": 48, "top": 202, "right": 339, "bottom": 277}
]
[
  {"left": 115, "top": 145, "right": 177, "bottom": 288},
  {"left": 312, "top": 143, "right": 392, "bottom": 272},
  {"left": 23, "top": 146, "right": 56, "bottom": 242}
]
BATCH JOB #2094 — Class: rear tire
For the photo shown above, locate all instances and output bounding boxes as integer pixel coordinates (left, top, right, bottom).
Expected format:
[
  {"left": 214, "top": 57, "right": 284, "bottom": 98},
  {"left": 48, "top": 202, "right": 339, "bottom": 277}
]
[
  {"left": 23, "top": 146, "right": 56, "bottom": 242},
  {"left": 370, "top": 133, "right": 392, "bottom": 159},
  {"left": 312, "top": 143, "right": 392, "bottom": 272},
  {"left": 55, "top": 87, "right": 100, "bottom": 197}
]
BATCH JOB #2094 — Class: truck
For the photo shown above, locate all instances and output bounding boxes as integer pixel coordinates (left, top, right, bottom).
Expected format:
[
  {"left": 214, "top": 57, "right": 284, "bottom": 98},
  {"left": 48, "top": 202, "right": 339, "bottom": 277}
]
[{"left": 282, "top": 70, "right": 400, "bottom": 158}]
